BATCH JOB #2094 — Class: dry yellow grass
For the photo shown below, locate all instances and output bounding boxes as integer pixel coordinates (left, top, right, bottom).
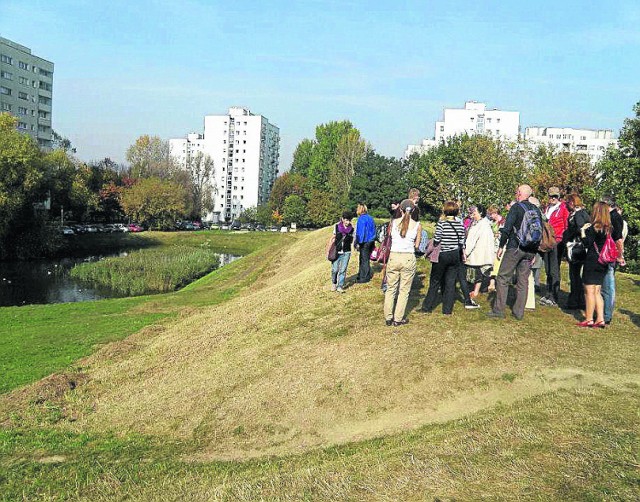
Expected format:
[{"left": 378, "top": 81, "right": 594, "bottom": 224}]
[{"left": 3, "top": 227, "right": 639, "bottom": 463}]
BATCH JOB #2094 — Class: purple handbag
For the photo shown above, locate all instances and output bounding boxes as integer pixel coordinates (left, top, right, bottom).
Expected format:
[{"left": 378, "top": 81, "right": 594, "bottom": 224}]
[{"left": 425, "top": 239, "right": 441, "bottom": 263}]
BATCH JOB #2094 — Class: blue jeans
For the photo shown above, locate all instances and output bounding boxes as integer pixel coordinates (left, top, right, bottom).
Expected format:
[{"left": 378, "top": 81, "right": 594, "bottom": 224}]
[
  {"left": 601, "top": 263, "right": 616, "bottom": 322},
  {"left": 331, "top": 252, "right": 351, "bottom": 288}
]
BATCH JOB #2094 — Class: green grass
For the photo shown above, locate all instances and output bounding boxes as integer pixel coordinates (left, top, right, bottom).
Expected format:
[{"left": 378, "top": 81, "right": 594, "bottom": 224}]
[
  {"left": 0, "top": 231, "right": 289, "bottom": 395},
  {"left": 70, "top": 245, "right": 230, "bottom": 295}
]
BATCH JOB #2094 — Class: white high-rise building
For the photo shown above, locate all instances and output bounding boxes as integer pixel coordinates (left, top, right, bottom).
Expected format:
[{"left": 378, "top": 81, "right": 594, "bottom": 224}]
[
  {"left": 405, "top": 101, "right": 520, "bottom": 157},
  {"left": 524, "top": 127, "right": 616, "bottom": 164},
  {"left": 170, "top": 107, "right": 280, "bottom": 222}
]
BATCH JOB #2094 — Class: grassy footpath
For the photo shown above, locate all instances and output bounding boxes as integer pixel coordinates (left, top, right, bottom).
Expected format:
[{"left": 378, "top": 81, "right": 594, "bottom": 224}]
[
  {"left": 0, "top": 231, "right": 290, "bottom": 394},
  {"left": 1, "top": 227, "right": 638, "bottom": 500}
]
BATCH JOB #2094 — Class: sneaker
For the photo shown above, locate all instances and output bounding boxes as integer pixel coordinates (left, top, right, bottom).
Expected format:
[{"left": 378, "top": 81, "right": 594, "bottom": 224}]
[
  {"left": 330, "top": 284, "right": 337, "bottom": 291},
  {"left": 392, "top": 319, "right": 409, "bottom": 326},
  {"left": 385, "top": 319, "right": 393, "bottom": 326},
  {"left": 465, "top": 299, "right": 480, "bottom": 309},
  {"left": 546, "top": 298, "right": 558, "bottom": 307},
  {"left": 486, "top": 311, "right": 505, "bottom": 319},
  {"left": 336, "top": 287, "right": 345, "bottom": 293}
]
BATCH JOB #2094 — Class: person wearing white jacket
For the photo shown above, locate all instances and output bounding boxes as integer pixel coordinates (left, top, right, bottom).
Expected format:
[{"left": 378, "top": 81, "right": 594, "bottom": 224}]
[{"left": 464, "top": 205, "right": 496, "bottom": 299}]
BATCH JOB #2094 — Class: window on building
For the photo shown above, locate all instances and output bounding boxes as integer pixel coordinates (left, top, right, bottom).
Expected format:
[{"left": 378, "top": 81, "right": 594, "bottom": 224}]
[
  {"left": 38, "top": 95, "right": 51, "bottom": 105},
  {"left": 18, "top": 121, "right": 28, "bottom": 129},
  {"left": 18, "top": 61, "right": 29, "bottom": 70},
  {"left": 243, "top": 140, "right": 246, "bottom": 144},
  {"left": 18, "top": 76, "right": 29, "bottom": 85},
  {"left": 0, "top": 86, "right": 11, "bottom": 95},
  {"left": 1, "top": 103, "right": 11, "bottom": 111},
  {"left": 38, "top": 110, "right": 49, "bottom": 119},
  {"left": 440, "top": 126, "right": 444, "bottom": 132},
  {"left": 39, "top": 69, "right": 52, "bottom": 78},
  {"left": 39, "top": 81, "right": 52, "bottom": 91},
  {"left": 1, "top": 55, "right": 13, "bottom": 64},
  {"left": 487, "top": 118, "right": 492, "bottom": 123},
  {"left": 496, "top": 129, "right": 500, "bottom": 135},
  {"left": 0, "top": 70, "right": 12, "bottom": 80},
  {"left": 18, "top": 106, "right": 27, "bottom": 115}
]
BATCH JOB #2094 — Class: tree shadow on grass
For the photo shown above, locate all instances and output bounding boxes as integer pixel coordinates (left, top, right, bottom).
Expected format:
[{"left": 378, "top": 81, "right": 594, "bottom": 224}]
[{"left": 619, "top": 309, "right": 640, "bottom": 329}]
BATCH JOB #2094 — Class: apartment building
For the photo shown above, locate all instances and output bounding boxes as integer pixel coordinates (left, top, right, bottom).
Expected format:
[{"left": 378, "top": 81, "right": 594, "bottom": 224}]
[
  {"left": 405, "top": 101, "right": 520, "bottom": 156},
  {"left": 525, "top": 126, "right": 616, "bottom": 163},
  {"left": 170, "top": 107, "right": 280, "bottom": 222},
  {"left": 0, "top": 36, "right": 54, "bottom": 149}
]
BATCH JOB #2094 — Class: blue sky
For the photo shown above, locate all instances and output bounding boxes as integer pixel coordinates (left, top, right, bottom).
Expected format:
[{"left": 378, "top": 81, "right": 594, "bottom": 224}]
[{"left": 2, "top": 0, "right": 639, "bottom": 169}]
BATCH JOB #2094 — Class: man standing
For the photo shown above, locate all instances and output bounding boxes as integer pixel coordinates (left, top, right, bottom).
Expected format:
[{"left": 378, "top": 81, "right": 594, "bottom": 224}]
[
  {"left": 488, "top": 184, "right": 543, "bottom": 320},
  {"left": 540, "top": 187, "right": 569, "bottom": 307},
  {"left": 600, "top": 196, "right": 626, "bottom": 325}
]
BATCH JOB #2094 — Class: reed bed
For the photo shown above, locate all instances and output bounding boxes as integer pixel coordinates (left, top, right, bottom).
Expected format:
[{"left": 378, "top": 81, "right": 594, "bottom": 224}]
[{"left": 70, "top": 245, "right": 227, "bottom": 295}]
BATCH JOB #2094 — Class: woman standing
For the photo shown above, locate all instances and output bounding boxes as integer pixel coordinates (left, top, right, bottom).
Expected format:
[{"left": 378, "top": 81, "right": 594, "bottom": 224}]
[
  {"left": 464, "top": 205, "right": 495, "bottom": 299},
  {"left": 421, "top": 201, "right": 465, "bottom": 315},
  {"left": 577, "top": 202, "right": 611, "bottom": 328},
  {"left": 384, "top": 199, "right": 421, "bottom": 326},
  {"left": 563, "top": 194, "right": 590, "bottom": 310},
  {"left": 354, "top": 204, "right": 376, "bottom": 283},
  {"left": 330, "top": 211, "right": 354, "bottom": 293}
]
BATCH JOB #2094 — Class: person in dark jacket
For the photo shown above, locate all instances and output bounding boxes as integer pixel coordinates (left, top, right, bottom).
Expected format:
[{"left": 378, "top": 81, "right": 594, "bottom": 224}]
[
  {"left": 354, "top": 204, "right": 376, "bottom": 283},
  {"left": 487, "top": 184, "right": 542, "bottom": 320},
  {"left": 330, "top": 211, "right": 354, "bottom": 293},
  {"left": 562, "top": 193, "right": 590, "bottom": 310}
]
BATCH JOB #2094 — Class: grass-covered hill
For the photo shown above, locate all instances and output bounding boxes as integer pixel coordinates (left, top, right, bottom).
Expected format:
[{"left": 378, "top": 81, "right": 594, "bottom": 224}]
[{"left": 1, "top": 227, "right": 639, "bottom": 500}]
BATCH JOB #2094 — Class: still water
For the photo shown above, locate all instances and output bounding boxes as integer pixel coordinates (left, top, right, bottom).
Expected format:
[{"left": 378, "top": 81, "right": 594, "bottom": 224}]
[{"left": 0, "top": 253, "right": 239, "bottom": 307}]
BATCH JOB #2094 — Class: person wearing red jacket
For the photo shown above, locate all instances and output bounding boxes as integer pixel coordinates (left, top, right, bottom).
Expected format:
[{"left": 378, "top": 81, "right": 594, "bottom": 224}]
[{"left": 539, "top": 186, "right": 569, "bottom": 307}]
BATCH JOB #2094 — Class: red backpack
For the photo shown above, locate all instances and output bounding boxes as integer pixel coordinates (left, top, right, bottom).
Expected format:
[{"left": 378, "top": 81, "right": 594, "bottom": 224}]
[{"left": 595, "top": 233, "right": 618, "bottom": 265}]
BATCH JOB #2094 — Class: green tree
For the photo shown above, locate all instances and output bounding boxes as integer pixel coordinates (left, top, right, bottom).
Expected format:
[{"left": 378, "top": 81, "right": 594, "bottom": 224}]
[
  {"left": 619, "top": 100, "right": 640, "bottom": 156},
  {"left": 306, "top": 189, "right": 340, "bottom": 227},
  {"left": 329, "top": 129, "right": 367, "bottom": 206},
  {"left": 308, "top": 120, "right": 356, "bottom": 189},
  {"left": 126, "top": 135, "right": 177, "bottom": 179},
  {"left": 290, "top": 138, "right": 315, "bottom": 176},
  {"left": 282, "top": 194, "right": 308, "bottom": 226},
  {"left": 120, "top": 177, "right": 187, "bottom": 229},
  {"left": 0, "top": 113, "right": 50, "bottom": 258},
  {"left": 268, "top": 172, "right": 309, "bottom": 213},
  {"left": 238, "top": 206, "right": 258, "bottom": 224},
  {"left": 255, "top": 204, "right": 273, "bottom": 226},
  {"left": 348, "top": 151, "right": 407, "bottom": 217},
  {"left": 528, "top": 145, "right": 597, "bottom": 204}
]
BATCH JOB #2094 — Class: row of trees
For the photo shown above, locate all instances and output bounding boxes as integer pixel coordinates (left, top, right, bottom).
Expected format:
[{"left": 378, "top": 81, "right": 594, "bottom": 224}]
[
  {"left": 246, "top": 101, "right": 638, "bottom": 266},
  {"left": 0, "top": 112, "right": 217, "bottom": 259}
]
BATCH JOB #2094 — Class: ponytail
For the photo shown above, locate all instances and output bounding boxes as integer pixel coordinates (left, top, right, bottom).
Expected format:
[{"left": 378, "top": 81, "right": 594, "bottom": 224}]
[{"left": 398, "top": 208, "right": 412, "bottom": 238}]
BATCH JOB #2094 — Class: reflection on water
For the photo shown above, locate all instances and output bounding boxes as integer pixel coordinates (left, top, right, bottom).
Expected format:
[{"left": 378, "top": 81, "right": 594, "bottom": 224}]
[{"left": 0, "top": 253, "right": 240, "bottom": 307}]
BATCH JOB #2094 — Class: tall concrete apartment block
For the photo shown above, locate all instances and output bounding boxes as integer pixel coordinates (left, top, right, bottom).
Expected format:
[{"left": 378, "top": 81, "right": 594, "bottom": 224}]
[
  {"left": 170, "top": 107, "right": 280, "bottom": 222},
  {"left": 0, "top": 36, "right": 54, "bottom": 149},
  {"left": 405, "top": 101, "right": 520, "bottom": 157},
  {"left": 525, "top": 127, "right": 616, "bottom": 164}
]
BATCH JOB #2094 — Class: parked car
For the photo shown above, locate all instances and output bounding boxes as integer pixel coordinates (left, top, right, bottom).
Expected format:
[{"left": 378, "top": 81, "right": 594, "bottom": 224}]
[
  {"left": 61, "top": 226, "right": 75, "bottom": 235},
  {"left": 84, "top": 225, "right": 98, "bottom": 233},
  {"left": 128, "top": 223, "right": 144, "bottom": 233},
  {"left": 255, "top": 224, "right": 266, "bottom": 232},
  {"left": 112, "top": 223, "right": 129, "bottom": 232},
  {"left": 230, "top": 220, "right": 242, "bottom": 231}
]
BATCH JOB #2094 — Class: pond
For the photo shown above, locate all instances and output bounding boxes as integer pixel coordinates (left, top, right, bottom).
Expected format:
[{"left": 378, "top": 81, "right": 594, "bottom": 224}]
[{"left": 0, "top": 253, "right": 239, "bottom": 307}]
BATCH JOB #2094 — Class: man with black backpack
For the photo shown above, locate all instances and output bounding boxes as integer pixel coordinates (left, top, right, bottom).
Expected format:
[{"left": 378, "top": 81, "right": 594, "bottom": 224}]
[{"left": 488, "top": 184, "right": 543, "bottom": 321}]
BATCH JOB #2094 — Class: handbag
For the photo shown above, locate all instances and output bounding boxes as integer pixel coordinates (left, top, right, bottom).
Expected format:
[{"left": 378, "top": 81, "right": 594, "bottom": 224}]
[
  {"left": 596, "top": 233, "right": 618, "bottom": 265},
  {"left": 566, "top": 240, "right": 586, "bottom": 263},
  {"left": 425, "top": 239, "right": 441, "bottom": 263},
  {"left": 370, "top": 247, "right": 380, "bottom": 261},
  {"left": 326, "top": 231, "right": 338, "bottom": 262},
  {"left": 376, "top": 222, "right": 393, "bottom": 264}
]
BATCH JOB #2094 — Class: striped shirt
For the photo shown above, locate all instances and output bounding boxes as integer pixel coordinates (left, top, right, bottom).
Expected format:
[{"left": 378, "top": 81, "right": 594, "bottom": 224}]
[{"left": 433, "top": 218, "right": 465, "bottom": 252}]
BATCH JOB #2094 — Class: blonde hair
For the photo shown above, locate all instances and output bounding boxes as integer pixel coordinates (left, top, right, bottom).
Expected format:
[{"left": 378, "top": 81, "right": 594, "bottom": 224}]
[
  {"left": 591, "top": 201, "right": 611, "bottom": 234},
  {"left": 356, "top": 204, "right": 368, "bottom": 216}
]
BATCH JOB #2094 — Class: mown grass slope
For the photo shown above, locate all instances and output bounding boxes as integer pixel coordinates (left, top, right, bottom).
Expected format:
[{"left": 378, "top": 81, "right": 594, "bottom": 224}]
[{"left": 1, "top": 227, "right": 639, "bottom": 500}]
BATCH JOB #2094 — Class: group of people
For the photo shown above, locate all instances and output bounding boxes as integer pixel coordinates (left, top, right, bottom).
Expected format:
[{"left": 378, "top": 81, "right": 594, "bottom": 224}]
[{"left": 328, "top": 184, "right": 627, "bottom": 329}]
